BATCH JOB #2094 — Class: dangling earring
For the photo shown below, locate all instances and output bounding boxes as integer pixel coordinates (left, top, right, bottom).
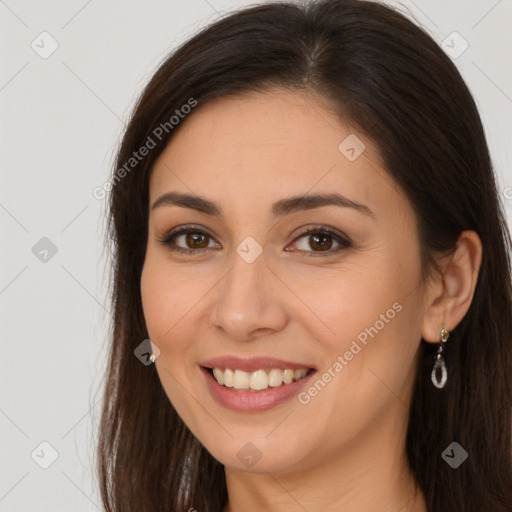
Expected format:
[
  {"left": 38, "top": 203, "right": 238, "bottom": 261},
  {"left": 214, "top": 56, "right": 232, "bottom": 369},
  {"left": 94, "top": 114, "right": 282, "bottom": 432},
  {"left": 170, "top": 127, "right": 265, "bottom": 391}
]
[{"left": 431, "top": 327, "right": 449, "bottom": 389}]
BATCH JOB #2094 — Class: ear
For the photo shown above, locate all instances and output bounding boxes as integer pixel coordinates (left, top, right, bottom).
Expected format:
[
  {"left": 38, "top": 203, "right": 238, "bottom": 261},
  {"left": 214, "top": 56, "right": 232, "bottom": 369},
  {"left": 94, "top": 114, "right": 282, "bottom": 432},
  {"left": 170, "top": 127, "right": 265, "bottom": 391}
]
[{"left": 421, "top": 230, "right": 482, "bottom": 343}]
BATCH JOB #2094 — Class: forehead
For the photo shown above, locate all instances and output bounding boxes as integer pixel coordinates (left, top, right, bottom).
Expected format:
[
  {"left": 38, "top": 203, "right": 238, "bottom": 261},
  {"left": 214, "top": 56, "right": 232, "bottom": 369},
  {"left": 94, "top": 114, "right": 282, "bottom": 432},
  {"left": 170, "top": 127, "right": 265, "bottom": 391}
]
[
  {"left": 149, "top": 89, "right": 405, "bottom": 221},
  {"left": 159, "top": 89, "right": 351, "bottom": 164}
]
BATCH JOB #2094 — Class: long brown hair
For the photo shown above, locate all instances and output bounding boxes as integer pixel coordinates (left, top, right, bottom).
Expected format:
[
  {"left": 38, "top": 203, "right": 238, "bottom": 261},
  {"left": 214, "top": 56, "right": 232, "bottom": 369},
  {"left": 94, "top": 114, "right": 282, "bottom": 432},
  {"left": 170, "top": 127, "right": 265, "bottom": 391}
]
[{"left": 96, "top": 1, "right": 512, "bottom": 510}]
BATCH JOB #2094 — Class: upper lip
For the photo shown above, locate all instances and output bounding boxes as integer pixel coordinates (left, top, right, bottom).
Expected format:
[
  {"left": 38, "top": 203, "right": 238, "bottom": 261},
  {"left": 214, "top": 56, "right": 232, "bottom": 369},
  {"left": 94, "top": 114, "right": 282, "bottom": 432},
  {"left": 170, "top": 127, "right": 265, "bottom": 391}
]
[{"left": 201, "top": 356, "right": 316, "bottom": 373}]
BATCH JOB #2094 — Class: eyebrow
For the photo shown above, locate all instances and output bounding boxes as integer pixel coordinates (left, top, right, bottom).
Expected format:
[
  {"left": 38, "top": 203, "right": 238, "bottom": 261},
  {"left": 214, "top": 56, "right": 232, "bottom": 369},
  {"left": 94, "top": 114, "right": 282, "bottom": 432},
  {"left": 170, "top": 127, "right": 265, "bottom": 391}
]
[{"left": 151, "top": 191, "right": 375, "bottom": 219}]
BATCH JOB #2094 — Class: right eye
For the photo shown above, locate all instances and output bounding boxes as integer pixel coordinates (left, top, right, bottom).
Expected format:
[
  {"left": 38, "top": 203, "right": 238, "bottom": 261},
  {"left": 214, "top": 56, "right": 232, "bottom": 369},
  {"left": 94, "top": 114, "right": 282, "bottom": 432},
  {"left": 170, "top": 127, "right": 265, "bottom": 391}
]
[{"left": 158, "top": 225, "right": 220, "bottom": 255}]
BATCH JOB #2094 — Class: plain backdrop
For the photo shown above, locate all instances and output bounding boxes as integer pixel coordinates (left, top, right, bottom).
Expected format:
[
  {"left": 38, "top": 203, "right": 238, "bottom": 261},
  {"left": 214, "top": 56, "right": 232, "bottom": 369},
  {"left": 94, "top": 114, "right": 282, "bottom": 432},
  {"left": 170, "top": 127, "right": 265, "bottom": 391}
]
[{"left": 1, "top": 0, "right": 511, "bottom": 510}]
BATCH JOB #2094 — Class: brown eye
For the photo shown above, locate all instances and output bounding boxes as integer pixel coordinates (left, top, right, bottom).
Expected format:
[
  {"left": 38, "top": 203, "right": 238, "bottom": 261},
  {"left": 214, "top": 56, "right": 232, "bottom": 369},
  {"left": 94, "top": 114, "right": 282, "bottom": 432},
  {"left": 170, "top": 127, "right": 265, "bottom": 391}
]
[
  {"left": 159, "top": 224, "right": 351, "bottom": 257},
  {"left": 159, "top": 226, "right": 219, "bottom": 254},
  {"left": 184, "top": 232, "right": 210, "bottom": 249},
  {"left": 307, "top": 233, "right": 334, "bottom": 251},
  {"left": 288, "top": 226, "right": 352, "bottom": 257}
]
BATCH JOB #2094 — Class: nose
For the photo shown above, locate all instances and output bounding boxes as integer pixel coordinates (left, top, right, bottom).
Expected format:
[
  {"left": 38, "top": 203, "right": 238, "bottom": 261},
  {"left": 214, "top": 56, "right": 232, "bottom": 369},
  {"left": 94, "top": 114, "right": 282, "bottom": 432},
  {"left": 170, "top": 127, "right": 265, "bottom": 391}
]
[{"left": 210, "top": 246, "right": 288, "bottom": 342}]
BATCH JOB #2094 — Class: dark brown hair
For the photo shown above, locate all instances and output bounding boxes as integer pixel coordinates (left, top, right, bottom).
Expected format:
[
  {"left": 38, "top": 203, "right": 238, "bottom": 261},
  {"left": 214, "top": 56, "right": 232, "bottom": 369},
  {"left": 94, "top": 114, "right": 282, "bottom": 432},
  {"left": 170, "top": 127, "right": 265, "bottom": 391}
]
[{"left": 96, "top": 0, "right": 512, "bottom": 510}]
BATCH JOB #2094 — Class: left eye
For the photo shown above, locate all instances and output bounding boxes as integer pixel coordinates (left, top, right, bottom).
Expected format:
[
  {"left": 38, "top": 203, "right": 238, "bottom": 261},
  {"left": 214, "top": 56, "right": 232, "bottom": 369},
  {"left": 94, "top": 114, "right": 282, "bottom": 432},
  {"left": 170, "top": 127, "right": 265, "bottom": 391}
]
[
  {"left": 287, "top": 227, "right": 352, "bottom": 257},
  {"left": 293, "top": 231, "right": 343, "bottom": 253}
]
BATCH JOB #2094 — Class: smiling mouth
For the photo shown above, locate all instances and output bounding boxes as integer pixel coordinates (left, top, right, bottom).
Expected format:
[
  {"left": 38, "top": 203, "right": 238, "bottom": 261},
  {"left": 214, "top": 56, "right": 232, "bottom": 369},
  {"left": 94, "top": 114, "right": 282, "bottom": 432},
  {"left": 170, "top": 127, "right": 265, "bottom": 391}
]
[{"left": 203, "top": 366, "right": 315, "bottom": 392}]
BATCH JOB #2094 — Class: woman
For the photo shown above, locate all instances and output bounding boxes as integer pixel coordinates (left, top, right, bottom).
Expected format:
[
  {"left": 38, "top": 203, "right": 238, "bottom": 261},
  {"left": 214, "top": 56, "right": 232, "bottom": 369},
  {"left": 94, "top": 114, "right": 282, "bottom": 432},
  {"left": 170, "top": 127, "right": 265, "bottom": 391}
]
[{"left": 96, "top": 0, "right": 512, "bottom": 510}]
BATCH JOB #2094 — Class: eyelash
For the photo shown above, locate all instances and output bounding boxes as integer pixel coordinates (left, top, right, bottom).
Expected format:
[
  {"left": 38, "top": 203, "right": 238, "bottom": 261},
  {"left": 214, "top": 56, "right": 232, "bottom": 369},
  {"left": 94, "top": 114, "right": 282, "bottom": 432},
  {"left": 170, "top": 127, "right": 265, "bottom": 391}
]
[{"left": 157, "top": 224, "right": 352, "bottom": 258}]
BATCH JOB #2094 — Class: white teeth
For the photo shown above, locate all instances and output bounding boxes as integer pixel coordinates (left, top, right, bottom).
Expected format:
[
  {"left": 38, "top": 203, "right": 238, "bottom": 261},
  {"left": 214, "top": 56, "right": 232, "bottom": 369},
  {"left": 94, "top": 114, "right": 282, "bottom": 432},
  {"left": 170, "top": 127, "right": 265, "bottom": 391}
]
[
  {"left": 268, "top": 368, "right": 283, "bottom": 387},
  {"left": 211, "top": 367, "right": 310, "bottom": 391},
  {"left": 223, "top": 368, "right": 234, "bottom": 387},
  {"left": 249, "top": 370, "right": 268, "bottom": 390},
  {"left": 294, "top": 368, "right": 307, "bottom": 381},
  {"left": 213, "top": 368, "right": 224, "bottom": 385},
  {"left": 233, "top": 369, "right": 250, "bottom": 389},
  {"left": 282, "top": 369, "right": 294, "bottom": 384}
]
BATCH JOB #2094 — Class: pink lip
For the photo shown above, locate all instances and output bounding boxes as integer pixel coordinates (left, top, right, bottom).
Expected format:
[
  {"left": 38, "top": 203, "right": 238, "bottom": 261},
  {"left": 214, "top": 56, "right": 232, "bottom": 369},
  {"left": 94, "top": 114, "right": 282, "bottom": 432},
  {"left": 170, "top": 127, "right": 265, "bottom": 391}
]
[
  {"left": 200, "top": 366, "right": 317, "bottom": 412},
  {"left": 200, "top": 356, "right": 316, "bottom": 373}
]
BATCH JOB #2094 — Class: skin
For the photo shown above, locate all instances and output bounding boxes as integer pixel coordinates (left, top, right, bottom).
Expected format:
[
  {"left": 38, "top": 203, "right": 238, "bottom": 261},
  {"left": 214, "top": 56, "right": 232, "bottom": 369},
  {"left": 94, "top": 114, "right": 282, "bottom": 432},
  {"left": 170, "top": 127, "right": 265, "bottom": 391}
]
[{"left": 140, "top": 88, "right": 482, "bottom": 512}]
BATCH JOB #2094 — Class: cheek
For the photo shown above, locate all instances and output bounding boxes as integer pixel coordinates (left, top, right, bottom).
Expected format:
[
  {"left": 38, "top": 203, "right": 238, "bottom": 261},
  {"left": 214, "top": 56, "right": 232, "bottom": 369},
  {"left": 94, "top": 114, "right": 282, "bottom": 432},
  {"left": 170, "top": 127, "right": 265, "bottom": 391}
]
[
  {"left": 140, "top": 256, "right": 189, "bottom": 348},
  {"left": 285, "top": 258, "right": 403, "bottom": 345},
  {"left": 297, "top": 248, "right": 421, "bottom": 395},
  {"left": 140, "top": 252, "right": 218, "bottom": 364},
  {"left": 140, "top": 257, "right": 201, "bottom": 413}
]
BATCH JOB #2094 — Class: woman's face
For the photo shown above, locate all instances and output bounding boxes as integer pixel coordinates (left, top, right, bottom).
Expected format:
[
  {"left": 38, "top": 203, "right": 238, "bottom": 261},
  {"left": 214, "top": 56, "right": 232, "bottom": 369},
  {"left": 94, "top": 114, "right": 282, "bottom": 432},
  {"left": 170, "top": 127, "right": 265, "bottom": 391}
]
[{"left": 141, "top": 89, "right": 428, "bottom": 473}]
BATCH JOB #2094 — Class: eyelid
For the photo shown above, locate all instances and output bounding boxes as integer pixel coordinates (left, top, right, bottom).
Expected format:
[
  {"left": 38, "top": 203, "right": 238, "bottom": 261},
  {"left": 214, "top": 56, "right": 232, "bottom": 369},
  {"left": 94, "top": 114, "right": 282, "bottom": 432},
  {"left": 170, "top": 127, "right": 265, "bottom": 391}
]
[{"left": 291, "top": 224, "right": 351, "bottom": 243}]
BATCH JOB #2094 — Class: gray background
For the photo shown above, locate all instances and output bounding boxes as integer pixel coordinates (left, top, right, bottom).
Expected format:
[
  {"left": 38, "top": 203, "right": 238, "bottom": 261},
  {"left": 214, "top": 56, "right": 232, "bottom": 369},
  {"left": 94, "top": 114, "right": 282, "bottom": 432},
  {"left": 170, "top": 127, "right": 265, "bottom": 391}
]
[{"left": 1, "top": 0, "right": 511, "bottom": 510}]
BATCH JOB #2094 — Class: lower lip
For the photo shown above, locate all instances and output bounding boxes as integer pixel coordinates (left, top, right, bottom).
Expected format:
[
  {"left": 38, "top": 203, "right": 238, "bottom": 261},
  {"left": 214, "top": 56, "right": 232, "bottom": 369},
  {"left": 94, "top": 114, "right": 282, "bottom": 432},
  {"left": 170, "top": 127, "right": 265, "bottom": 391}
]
[{"left": 201, "top": 366, "right": 316, "bottom": 412}]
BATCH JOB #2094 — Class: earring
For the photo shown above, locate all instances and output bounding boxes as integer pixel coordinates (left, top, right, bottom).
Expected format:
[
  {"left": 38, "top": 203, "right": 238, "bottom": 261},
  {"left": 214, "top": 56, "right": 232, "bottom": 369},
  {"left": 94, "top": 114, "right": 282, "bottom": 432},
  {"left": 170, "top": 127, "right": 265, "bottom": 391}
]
[{"left": 431, "top": 327, "right": 449, "bottom": 389}]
